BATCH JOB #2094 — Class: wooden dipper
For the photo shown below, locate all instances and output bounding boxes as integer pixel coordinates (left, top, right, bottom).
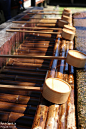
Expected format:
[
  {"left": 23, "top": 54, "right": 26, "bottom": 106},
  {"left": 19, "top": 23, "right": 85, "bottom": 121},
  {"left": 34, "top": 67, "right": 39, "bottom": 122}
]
[
  {"left": 64, "top": 25, "right": 76, "bottom": 32},
  {"left": 66, "top": 50, "right": 86, "bottom": 68},
  {"left": 62, "top": 8, "right": 71, "bottom": 17},
  {"left": 58, "top": 19, "right": 69, "bottom": 28},
  {"left": 63, "top": 8, "right": 71, "bottom": 13},
  {"left": 62, "top": 28, "right": 75, "bottom": 40},
  {"left": 62, "top": 15, "right": 72, "bottom": 24},
  {"left": 62, "top": 11, "right": 70, "bottom": 16},
  {"left": 42, "top": 78, "right": 71, "bottom": 104}
]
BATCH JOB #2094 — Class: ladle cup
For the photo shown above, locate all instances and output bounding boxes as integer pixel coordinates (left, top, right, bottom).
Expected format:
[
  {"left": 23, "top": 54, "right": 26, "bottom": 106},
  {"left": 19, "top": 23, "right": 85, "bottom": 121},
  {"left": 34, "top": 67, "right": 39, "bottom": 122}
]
[
  {"left": 42, "top": 78, "right": 71, "bottom": 104},
  {"left": 66, "top": 50, "right": 86, "bottom": 68}
]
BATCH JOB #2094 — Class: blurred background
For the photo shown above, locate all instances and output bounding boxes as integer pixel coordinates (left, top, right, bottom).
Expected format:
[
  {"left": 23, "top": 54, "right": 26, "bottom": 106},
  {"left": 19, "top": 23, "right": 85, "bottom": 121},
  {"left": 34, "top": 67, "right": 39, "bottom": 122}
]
[{"left": 0, "top": 0, "right": 86, "bottom": 24}]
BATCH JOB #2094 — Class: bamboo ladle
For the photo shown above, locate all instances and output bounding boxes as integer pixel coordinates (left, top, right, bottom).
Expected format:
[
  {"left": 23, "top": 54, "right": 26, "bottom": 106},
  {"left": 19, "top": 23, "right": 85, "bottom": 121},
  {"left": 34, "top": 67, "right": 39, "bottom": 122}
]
[
  {"left": 6, "top": 29, "right": 61, "bottom": 35},
  {"left": 0, "top": 78, "right": 71, "bottom": 104},
  {"left": 0, "top": 50, "right": 86, "bottom": 68}
]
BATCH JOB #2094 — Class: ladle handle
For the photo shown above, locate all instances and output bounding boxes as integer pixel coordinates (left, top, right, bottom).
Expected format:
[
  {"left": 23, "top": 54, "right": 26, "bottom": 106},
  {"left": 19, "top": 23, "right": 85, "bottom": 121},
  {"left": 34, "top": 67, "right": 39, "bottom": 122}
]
[
  {"left": 6, "top": 29, "right": 60, "bottom": 35},
  {"left": 11, "top": 27, "right": 62, "bottom": 31},
  {"left": 0, "top": 84, "right": 43, "bottom": 92},
  {"left": 0, "top": 55, "right": 66, "bottom": 60}
]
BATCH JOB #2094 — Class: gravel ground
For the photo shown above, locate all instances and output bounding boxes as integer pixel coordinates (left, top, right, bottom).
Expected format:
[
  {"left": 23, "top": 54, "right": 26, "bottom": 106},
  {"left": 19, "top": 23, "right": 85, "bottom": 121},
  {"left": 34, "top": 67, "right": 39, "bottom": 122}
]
[{"left": 73, "top": 13, "right": 86, "bottom": 129}]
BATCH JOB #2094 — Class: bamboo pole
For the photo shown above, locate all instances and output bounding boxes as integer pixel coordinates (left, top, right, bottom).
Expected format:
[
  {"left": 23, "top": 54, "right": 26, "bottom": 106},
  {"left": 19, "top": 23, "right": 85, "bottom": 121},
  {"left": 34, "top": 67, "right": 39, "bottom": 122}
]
[
  {"left": 43, "top": 37, "right": 61, "bottom": 129},
  {"left": 6, "top": 29, "right": 60, "bottom": 35},
  {"left": 63, "top": 41, "right": 69, "bottom": 83},
  {"left": 11, "top": 26, "right": 62, "bottom": 31},
  {"left": 31, "top": 105, "right": 48, "bottom": 129},
  {"left": 56, "top": 40, "right": 67, "bottom": 129},
  {"left": 57, "top": 40, "right": 66, "bottom": 79},
  {"left": 66, "top": 64, "right": 76, "bottom": 128},
  {"left": 0, "top": 55, "right": 66, "bottom": 60},
  {"left": 58, "top": 103, "right": 67, "bottom": 129},
  {"left": 59, "top": 40, "right": 70, "bottom": 128},
  {"left": 66, "top": 40, "right": 76, "bottom": 128},
  {"left": 45, "top": 105, "right": 60, "bottom": 129},
  {"left": 66, "top": 66, "right": 76, "bottom": 128}
]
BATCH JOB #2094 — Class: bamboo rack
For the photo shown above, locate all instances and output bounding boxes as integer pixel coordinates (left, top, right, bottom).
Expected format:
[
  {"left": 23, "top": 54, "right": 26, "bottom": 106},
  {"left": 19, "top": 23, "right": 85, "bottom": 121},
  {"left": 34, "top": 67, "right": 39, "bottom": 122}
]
[{"left": 0, "top": 7, "right": 76, "bottom": 129}]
